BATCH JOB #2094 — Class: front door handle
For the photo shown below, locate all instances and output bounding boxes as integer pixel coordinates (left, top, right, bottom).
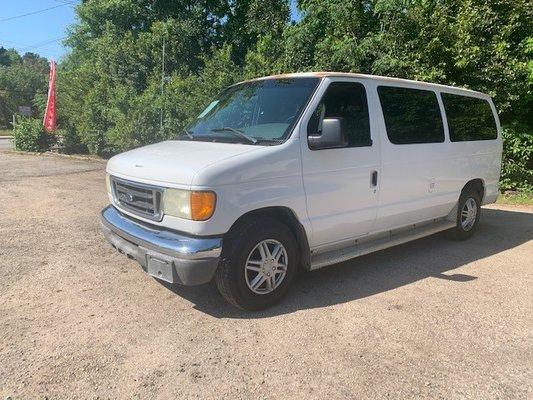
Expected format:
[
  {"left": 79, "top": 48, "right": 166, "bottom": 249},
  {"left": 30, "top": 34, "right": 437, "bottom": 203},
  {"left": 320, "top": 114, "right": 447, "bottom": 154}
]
[{"left": 371, "top": 170, "right": 378, "bottom": 187}]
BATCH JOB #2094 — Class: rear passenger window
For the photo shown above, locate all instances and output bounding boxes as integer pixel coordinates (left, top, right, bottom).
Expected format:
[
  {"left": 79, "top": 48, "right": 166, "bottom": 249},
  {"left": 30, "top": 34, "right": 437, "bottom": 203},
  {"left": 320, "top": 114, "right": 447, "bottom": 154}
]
[
  {"left": 307, "top": 82, "right": 371, "bottom": 147},
  {"left": 442, "top": 93, "right": 498, "bottom": 141},
  {"left": 378, "top": 86, "right": 444, "bottom": 144}
]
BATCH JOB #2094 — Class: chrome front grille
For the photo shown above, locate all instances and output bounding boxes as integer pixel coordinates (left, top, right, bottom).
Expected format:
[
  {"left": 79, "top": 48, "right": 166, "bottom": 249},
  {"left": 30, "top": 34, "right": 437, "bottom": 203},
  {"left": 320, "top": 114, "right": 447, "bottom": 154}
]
[{"left": 111, "top": 177, "right": 163, "bottom": 221}]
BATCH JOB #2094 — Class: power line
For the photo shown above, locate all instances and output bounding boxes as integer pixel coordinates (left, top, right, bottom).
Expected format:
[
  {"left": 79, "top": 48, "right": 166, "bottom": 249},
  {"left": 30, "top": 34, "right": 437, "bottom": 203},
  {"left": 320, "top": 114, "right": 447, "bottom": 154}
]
[
  {"left": 0, "top": 38, "right": 31, "bottom": 47},
  {"left": 0, "top": 3, "right": 73, "bottom": 23},
  {"left": 20, "top": 37, "right": 65, "bottom": 52},
  {"left": 1, "top": 37, "right": 64, "bottom": 49}
]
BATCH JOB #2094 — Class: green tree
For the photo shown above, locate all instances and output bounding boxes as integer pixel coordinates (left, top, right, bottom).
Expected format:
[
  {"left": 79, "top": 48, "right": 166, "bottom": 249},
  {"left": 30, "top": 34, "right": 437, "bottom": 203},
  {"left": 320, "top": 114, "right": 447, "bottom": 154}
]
[
  {"left": 56, "top": 0, "right": 531, "bottom": 191},
  {"left": 58, "top": 0, "right": 289, "bottom": 154},
  {"left": 0, "top": 48, "right": 48, "bottom": 128}
]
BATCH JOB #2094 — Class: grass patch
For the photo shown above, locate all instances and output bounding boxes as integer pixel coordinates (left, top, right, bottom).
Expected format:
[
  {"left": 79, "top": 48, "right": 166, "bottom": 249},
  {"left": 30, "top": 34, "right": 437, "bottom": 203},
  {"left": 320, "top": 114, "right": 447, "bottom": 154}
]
[
  {"left": 497, "top": 192, "right": 533, "bottom": 206},
  {"left": 0, "top": 128, "right": 12, "bottom": 136}
]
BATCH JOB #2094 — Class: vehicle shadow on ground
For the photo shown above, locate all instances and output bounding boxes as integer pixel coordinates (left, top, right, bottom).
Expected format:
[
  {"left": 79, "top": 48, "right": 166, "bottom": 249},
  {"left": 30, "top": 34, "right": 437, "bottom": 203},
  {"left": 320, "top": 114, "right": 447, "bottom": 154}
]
[{"left": 159, "top": 208, "right": 533, "bottom": 318}]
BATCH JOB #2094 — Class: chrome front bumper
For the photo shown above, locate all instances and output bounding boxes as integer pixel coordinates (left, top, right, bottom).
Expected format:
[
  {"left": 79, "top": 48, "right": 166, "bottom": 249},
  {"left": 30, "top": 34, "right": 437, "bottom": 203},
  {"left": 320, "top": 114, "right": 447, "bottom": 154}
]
[{"left": 100, "top": 205, "right": 222, "bottom": 285}]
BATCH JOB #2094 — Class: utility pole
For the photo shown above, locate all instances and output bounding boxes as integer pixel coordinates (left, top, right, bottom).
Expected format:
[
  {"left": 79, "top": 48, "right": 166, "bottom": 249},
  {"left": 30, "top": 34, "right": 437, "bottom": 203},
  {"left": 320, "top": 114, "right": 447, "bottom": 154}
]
[{"left": 160, "top": 35, "right": 166, "bottom": 133}]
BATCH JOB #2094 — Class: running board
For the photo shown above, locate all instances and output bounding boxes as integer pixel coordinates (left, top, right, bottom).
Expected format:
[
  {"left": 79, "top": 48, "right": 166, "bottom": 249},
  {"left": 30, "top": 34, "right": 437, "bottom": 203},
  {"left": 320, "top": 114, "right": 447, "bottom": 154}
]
[{"left": 310, "top": 219, "right": 455, "bottom": 270}]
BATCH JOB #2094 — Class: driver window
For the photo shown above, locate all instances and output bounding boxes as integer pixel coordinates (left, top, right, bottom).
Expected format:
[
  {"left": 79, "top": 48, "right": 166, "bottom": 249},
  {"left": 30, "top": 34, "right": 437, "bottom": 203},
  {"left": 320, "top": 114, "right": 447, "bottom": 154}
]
[{"left": 307, "top": 82, "right": 371, "bottom": 147}]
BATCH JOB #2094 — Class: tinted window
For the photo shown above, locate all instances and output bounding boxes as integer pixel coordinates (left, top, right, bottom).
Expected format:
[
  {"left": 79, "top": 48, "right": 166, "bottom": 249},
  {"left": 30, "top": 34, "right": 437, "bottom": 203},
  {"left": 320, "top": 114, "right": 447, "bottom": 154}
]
[
  {"left": 378, "top": 86, "right": 444, "bottom": 144},
  {"left": 442, "top": 93, "right": 497, "bottom": 141},
  {"left": 307, "top": 82, "right": 371, "bottom": 147}
]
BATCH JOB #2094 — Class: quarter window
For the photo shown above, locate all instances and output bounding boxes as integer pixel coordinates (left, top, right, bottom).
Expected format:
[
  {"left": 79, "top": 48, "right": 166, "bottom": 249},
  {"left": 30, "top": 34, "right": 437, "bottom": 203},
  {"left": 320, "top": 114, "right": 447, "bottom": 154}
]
[
  {"left": 442, "top": 93, "right": 498, "bottom": 141},
  {"left": 378, "top": 86, "right": 444, "bottom": 144},
  {"left": 307, "top": 82, "right": 371, "bottom": 147}
]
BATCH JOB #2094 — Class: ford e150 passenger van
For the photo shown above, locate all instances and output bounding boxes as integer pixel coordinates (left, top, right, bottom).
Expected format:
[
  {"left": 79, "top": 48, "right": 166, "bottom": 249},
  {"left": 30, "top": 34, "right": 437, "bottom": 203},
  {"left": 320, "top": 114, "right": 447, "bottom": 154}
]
[{"left": 100, "top": 72, "right": 502, "bottom": 310}]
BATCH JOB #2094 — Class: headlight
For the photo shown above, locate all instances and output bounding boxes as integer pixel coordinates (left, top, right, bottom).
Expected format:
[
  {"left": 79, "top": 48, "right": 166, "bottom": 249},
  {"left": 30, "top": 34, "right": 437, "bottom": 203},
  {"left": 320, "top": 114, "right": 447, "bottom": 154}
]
[
  {"left": 105, "top": 173, "right": 111, "bottom": 193},
  {"left": 163, "top": 189, "right": 216, "bottom": 221}
]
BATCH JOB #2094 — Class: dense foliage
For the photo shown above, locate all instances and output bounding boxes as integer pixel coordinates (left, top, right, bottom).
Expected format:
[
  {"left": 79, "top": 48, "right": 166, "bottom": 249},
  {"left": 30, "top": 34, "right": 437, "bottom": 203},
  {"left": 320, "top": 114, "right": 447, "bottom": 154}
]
[
  {"left": 501, "top": 125, "right": 533, "bottom": 192},
  {"left": 0, "top": 48, "right": 49, "bottom": 128},
  {"left": 12, "top": 117, "right": 56, "bottom": 152},
  {"left": 41, "top": 0, "right": 533, "bottom": 190}
]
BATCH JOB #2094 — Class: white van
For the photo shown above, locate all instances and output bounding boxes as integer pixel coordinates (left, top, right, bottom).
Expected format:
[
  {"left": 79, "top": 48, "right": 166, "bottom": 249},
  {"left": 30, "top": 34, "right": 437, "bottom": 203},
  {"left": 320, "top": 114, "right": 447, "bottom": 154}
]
[{"left": 101, "top": 72, "right": 502, "bottom": 310}]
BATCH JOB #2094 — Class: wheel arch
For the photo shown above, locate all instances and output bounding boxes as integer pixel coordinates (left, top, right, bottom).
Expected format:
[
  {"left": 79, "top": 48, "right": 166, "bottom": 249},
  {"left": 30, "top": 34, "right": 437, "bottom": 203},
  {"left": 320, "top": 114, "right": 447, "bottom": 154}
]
[
  {"left": 227, "top": 206, "right": 311, "bottom": 270},
  {"left": 461, "top": 178, "right": 485, "bottom": 202}
]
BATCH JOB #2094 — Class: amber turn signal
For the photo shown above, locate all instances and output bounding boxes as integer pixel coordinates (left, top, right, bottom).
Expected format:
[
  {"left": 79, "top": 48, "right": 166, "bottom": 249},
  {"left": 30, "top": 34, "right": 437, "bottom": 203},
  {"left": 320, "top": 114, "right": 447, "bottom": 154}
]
[{"left": 190, "top": 191, "right": 216, "bottom": 221}]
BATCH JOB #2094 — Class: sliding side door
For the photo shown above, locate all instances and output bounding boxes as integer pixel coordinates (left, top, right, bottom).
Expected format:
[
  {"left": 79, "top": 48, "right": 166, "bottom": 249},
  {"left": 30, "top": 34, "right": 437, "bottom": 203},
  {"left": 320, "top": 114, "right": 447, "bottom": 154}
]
[{"left": 374, "top": 84, "right": 446, "bottom": 231}]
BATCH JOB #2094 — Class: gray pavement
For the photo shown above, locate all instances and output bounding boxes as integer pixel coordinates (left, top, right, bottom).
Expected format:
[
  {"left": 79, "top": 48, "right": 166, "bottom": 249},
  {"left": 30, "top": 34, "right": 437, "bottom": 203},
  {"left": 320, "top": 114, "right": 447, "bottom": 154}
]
[{"left": 0, "top": 137, "right": 12, "bottom": 150}]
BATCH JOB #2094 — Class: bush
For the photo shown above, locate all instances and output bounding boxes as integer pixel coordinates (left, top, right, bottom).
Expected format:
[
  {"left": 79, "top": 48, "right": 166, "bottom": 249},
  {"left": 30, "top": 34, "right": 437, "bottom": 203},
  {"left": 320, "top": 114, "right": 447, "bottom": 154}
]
[
  {"left": 58, "top": 127, "right": 88, "bottom": 154},
  {"left": 501, "top": 125, "right": 533, "bottom": 193},
  {"left": 12, "top": 117, "right": 56, "bottom": 152}
]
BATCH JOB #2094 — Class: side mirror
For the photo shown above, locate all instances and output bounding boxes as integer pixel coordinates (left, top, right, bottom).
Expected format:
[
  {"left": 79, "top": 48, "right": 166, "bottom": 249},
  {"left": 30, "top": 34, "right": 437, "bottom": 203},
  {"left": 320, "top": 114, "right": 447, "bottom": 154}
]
[{"left": 308, "top": 118, "right": 347, "bottom": 150}]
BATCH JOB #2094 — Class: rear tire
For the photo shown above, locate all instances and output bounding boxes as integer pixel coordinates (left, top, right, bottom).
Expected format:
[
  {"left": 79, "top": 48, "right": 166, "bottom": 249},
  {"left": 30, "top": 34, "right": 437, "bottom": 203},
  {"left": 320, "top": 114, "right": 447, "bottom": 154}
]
[
  {"left": 215, "top": 218, "right": 298, "bottom": 311},
  {"left": 447, "top": 191, "right": 481, "bottom": 241}
]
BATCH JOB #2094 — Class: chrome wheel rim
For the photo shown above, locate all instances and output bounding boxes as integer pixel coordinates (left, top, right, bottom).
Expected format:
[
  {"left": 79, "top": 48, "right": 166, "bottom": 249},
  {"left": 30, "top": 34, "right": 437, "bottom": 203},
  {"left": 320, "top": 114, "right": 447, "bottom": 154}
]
[
  {"left": 461, "top": 197, "right": 477, "bottom": 231},
  {"left": 244, "top": 239, "right": 288, "bottom": 295}
]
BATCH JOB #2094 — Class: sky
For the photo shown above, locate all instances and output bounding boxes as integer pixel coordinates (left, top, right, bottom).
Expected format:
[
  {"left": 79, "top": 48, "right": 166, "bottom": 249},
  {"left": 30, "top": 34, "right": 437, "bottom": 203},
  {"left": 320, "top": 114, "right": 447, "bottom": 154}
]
[
  {"left": 0, "top": 0, "right": 300, "bottom": 61},
  {"left": 0, "top": 0, "right": 78, "bottom": 61}
]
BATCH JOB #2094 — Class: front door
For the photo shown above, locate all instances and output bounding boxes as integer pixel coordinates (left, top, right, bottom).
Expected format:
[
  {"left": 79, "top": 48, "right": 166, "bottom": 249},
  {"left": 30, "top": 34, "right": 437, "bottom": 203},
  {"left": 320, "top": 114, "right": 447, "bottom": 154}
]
[{"left": 300, "top": 78, "right": 381, "bottom": 248}]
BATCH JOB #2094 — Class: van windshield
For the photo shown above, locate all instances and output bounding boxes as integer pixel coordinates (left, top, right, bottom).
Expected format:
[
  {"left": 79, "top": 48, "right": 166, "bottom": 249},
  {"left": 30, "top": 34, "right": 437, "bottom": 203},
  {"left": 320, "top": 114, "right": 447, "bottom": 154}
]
[{"left": 181, "top": 77, "right": 319, "bottom": 145}]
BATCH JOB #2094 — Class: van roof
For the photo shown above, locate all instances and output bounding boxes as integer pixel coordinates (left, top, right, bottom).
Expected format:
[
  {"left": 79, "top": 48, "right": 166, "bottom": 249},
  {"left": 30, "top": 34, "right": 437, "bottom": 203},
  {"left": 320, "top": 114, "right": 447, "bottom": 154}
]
[{"left": 242, "top": 72, "right": 488, "bottom": 98}]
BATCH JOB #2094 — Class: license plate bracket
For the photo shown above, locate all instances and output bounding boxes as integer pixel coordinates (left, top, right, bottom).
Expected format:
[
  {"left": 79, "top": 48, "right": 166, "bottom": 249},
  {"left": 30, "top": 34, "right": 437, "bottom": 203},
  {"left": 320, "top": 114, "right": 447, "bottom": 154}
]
[{"left": 146, "top": 254, "right": 174, "bottom": 283}]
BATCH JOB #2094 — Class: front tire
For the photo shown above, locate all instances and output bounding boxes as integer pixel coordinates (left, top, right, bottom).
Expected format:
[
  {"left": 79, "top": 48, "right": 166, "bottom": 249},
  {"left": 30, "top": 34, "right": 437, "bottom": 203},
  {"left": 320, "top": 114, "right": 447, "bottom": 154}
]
[
  {"left": 447, "top": 191, "right": 481, "bottom": 241},
  {"left": 215, "top": 218, "right": 298, "bottom": 310}
]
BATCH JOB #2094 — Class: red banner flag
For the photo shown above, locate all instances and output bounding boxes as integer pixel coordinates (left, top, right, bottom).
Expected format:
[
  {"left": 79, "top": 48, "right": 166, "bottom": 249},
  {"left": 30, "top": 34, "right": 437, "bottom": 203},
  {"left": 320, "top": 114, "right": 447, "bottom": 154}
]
[{"left": 43, "top": 60, "right": 57, "bottom": 132}]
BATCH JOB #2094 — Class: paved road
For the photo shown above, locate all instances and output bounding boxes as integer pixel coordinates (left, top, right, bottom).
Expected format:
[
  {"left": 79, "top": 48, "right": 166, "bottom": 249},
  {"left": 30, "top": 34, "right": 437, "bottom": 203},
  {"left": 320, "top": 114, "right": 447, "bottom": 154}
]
[
  {"left": 0, "top": 152, "right": 532, "bottom": 399},
  {"left": 0, "top": 137, "right": 12, "bottom": 150}
]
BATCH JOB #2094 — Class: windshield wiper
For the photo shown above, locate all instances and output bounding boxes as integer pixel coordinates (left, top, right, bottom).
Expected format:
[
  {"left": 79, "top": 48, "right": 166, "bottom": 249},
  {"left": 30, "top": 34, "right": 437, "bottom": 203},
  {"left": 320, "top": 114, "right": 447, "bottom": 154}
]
[
  {"left": 254, "top": 137, "right": 285, "bottom": 145},
  {"left": 178, "top": 128, "right": 194, "bottom": 140},
  {"left": 211, "top": 127, "right": 257, "bottom": 144}
]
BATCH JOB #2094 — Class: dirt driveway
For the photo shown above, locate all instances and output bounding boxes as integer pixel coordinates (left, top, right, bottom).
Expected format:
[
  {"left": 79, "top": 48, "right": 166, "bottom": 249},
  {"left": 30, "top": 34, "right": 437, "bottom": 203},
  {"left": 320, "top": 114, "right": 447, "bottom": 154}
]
[{"left": 1, "top": 151, "right": 532, "bottom": 399}]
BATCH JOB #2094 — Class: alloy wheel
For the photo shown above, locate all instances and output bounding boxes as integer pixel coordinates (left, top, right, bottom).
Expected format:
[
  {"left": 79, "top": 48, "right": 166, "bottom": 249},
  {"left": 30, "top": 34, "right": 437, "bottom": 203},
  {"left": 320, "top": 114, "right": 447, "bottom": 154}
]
[{"left": 244, "top": 239, "right": 288, "bottom": 295}]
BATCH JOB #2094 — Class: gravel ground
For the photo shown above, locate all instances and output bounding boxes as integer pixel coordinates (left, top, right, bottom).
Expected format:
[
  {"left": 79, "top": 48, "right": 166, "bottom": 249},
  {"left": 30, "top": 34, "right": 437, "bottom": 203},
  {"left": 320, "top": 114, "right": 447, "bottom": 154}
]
[{"left": 1, "top": 151, "right": 532, "bottom": 400}]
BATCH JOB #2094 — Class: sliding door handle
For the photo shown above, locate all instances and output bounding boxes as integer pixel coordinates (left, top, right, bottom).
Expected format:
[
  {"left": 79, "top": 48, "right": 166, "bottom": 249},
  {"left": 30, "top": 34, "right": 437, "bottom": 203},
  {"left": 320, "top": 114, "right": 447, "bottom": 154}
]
[{"left": 371, "top": 170, "right": 378, "bottom": 187}]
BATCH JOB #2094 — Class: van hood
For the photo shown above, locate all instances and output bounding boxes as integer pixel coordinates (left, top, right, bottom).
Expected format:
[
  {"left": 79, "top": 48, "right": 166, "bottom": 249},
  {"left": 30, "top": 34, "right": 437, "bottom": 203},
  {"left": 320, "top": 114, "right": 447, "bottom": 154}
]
[{"left": 106, "top": 140, "right": 261, "bottom": 187}]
